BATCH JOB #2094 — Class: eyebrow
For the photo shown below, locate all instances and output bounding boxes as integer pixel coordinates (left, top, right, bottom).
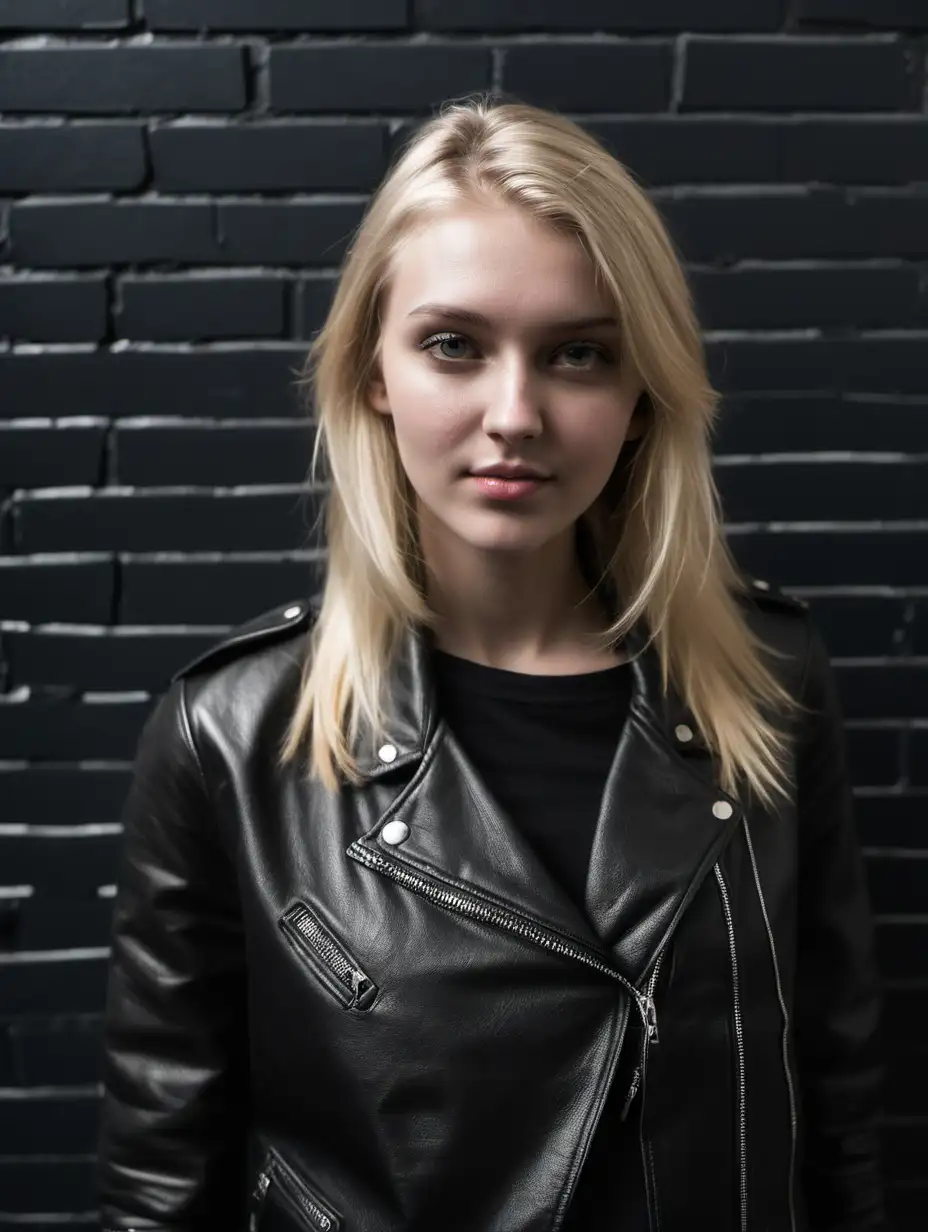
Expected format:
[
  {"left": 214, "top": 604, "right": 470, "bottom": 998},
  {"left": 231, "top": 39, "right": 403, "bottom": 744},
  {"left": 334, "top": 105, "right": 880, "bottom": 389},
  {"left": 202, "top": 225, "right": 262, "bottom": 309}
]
[{"left": 406, "top": 303, "right": 619, "bottom": 331}]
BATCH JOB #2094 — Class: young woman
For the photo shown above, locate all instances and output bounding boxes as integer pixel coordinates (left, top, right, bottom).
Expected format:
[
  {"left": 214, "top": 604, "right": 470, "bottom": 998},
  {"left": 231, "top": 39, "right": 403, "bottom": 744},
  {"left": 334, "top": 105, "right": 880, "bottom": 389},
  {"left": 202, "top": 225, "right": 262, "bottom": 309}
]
[{"left": 96, "top": 96, "right": 886, "bottom": 1232}]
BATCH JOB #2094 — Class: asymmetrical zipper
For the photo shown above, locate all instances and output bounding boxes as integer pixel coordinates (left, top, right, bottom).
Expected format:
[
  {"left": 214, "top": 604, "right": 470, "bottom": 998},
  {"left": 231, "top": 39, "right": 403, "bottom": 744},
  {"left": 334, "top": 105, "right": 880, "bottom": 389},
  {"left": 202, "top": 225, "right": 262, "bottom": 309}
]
[
  {"left": 280, "top": 901, "right": 378, "bottom": 1011},
  {"left": 621, "top": 944, "right": 665, "bottom": 1122},
  {"left": 250, "top": 1150, "right": 341, "bottom": 1231},
  {"left": 743, "top": 815, "right": 798, "bottom": 1232},
  {"left": 348, "top": 840, "right": 659, "bottom": 1037},
  {"left": 715, "top": 864, "right": 748, "bottom": 1232}
]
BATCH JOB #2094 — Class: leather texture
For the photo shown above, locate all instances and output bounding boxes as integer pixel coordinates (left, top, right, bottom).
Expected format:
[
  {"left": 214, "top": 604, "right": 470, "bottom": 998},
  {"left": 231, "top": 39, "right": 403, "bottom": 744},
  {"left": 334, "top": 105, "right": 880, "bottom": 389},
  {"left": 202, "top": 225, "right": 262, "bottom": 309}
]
[{"left": 95, "top": 579, "right": 886, "bottom": 1232}]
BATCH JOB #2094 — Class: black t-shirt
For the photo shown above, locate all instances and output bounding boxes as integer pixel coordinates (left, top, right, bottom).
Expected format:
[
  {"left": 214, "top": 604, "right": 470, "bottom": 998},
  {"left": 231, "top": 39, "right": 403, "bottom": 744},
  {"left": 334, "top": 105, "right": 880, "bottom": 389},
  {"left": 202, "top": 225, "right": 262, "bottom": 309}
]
[{"left": 431, "top": 646, "right": 649, "bottom": 1229}]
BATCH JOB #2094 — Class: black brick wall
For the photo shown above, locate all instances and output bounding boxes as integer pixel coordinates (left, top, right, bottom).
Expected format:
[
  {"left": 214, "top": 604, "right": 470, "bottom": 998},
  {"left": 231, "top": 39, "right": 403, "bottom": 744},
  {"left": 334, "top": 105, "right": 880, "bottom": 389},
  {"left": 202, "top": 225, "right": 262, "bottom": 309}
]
[{"left": 1, "top": 1, "right": 926, "bottom": 1227}]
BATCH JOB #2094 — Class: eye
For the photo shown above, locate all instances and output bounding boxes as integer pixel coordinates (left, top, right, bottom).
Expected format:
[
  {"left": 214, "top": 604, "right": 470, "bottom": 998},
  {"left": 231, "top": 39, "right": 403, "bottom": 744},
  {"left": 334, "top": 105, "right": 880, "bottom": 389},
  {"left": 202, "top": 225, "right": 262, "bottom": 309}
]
[
  {"left": 417, "top": 332, "right": 613, "bottom": 371},
  {"left": 418, "top": 331, "right": 474, "bottom": 361}
]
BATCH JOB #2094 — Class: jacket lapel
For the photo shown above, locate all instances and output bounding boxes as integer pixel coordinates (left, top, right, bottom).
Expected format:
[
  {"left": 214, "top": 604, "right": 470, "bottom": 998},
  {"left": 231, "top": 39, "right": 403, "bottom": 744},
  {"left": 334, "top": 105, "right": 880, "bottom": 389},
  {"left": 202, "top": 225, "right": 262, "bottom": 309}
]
[{"left": 347, "top": 605, "right": 741, "bottom": 987}]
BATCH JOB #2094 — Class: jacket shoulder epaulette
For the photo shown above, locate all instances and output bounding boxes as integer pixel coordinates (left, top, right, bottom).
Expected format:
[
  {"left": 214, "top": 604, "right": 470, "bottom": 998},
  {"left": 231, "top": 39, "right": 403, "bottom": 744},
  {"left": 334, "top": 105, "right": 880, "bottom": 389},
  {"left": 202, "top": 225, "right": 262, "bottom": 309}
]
[
  {"left": 171, "top": 596, "right": 319, "bottom": 684},
  {"left": 738, "top": 574, "right": 809, "bottom": 614}
]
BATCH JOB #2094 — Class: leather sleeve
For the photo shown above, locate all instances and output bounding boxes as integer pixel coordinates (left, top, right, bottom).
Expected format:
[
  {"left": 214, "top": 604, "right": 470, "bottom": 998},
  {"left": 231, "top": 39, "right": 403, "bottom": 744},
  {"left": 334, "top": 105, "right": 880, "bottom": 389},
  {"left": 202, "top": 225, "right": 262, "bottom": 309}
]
[
  {"left": 95, "top": 680, "right": 250, "bottom": 1231},
  {"left": 793, "top": 620, "right": 887, "bottom": 1232}
]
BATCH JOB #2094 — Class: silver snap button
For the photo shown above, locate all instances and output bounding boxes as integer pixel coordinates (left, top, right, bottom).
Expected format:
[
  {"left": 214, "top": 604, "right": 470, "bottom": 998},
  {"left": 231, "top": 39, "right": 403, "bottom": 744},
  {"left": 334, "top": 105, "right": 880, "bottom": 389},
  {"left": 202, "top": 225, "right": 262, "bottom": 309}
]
[
  {"left": 283, "top": 604, "right": 302, "bottom": 620},
  {"left": 712, "top": 800, "right": 734, "bottom": 820},
  {"left": 674, "top": 723, "right": 694, "bottom": 743},
  {"left": 378, "top": 743, "right": 397, "bottom": 764},
  {"left": 382, "top": 820, "right": 409, "bottom": 845}
]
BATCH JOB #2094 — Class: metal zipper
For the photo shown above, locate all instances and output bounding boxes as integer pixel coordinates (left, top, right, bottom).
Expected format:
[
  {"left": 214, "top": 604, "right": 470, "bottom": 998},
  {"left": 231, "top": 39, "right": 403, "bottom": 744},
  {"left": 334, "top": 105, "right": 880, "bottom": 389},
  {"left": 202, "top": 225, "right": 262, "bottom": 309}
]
[
  {"left": 743, "top": 815, "right": 798, "bottom": 1232},
  {"left": 250, "top": 1155, "right": 339, "bottom": 1232},
  {"left": 348, "top": 840, "right": 658, "bottom": 1036},
  {"left": 715, "top": 864, "right": 747, "bottom": 1232},
  {"left": 280, "top": 901, "right": 378, "bottom": 1011},
  {"left": 621, "top": 944, "right": 665, "bottom": 1122}
]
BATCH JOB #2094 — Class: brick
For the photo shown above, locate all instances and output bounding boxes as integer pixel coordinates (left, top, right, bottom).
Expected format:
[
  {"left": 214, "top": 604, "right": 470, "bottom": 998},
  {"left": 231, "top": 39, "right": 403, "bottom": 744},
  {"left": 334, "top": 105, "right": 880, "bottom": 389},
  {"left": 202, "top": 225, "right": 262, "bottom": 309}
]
[
  {"left": 269, "top": 44, "right": 491, "bottom": 113},
  {"left": 114, "top": 423, "right": 315, "bottom": 486},
  {"left": 0, "top": 348, "right": 307, "bottom": 420},
  {"left": 716, "top": 460, "right": 925, "bottom": 522},
  {"left": 876, "top": 921, "right": 928, "bottom": 980},
  {"left": 0, "top": 0, "right": 128, "bottom": 28},
  {"left": 662, "top": 189, "right": 928, "bottom": 264},
  {"left": 151, "top": 122, "right": 384, "bottom": 192},
  {"left": 802, "top": 596, "right": 907, "bottom": 658},
  {"left": 0, "top": 424, "right": 107, "bottom": 490},
  {"left": 12, "top": 488, "right": 323, "bottom": 553},
  {"left": 706, "top": 335, "right": 928, "bottom": 396},
  {"left": 6, "top": 1018, "right": 104, "bottom": 1087},
  {"left": 844, "top": 727, "right": 902, "bottom": 787},
  {"left": 116, "top": 274, "right": 288, "bottom": 341},
  {"left": 8, "top": 900, "right": 115, "bottom": 959},
  {"left": 10, "top": 201, "right": 218, "bottom": 267},
  {"left": 715, "top": 396, "right": 928, "bottom": 454},
  {"left": 0, "top": 555, "right": 115, "bottom": 624},
  {"left": 297, "top": 277, "right": 337, "bottom": 337},
  {"left": 575, "top": 115, "right": 928, "bottom": 187},
  {"left": 0, "top": 697, "right": 153, "bottom": 760},
  {"left": 796, "top": 0, "right": 928, "bottom": 29},
  {"left": 1, "top": 833, "right": 119, "bottom": 892},
  {"left": 119, "top": 554, "right": 321, "bottom": 623},
  {"left": 502, "top": 42, "right": 672, "bottom": 112},
  {"left": 729, "top": 529, "right": 928, "bottom": 586},
  {"left": 0, "top": 1091, "right": 98, "bottom": 1155},
  {"left": 692, "top": 265, "right": 921, "bottom": 331},
  {"left": 836, "top": 664, "right": 928, "bottom": 720},
  {"left": 0, "top": 275, "right": 108, "bottom": 343},
  {"left": 681, "top": 36, "right": 910, "bottom": 111},
  {"left": 0, "top": 957, "right": 108, "bottom": 1015},
  {"left": 0, "top": 766, "right": 131, "bottom": 822},
  {"left": 910, "top": 730, "right": 928, "bottom": 786},
  {"left": 781, "top": 118, "right": 928, "bottom": 185},
  {"left": 856, "top": 794, "right": 928, "bottom": 849},
  {"left": 4, "top": 629, "right": 220, "bottom": 692},
  {"left": 0, "top": 122, "right": 146, "bottom": 193},
  {"left": 913, "top": 601, "right": 928, "bottom": 654},
  {"left": 145, "top": 0, "right": 407, "bottom": 30},
  {"left": 0, "top": 46, "right": 247, "bottom": 114},
  {"left": 867, "top": 853, "right": 928, "bottom": 914},
  {"left": 215, "top": 202, "right": 366, "bottom": 265},
  {"left": 415, "top": 0, "right": 784, "bottom": 31}
]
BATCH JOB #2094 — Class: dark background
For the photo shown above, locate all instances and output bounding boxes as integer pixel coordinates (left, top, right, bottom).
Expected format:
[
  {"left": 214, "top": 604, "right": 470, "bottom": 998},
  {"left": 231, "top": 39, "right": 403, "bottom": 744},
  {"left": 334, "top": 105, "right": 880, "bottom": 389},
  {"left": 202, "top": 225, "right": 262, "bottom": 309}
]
[{"left": 0, "top": 1, "right": 926, "bottom": 1227}]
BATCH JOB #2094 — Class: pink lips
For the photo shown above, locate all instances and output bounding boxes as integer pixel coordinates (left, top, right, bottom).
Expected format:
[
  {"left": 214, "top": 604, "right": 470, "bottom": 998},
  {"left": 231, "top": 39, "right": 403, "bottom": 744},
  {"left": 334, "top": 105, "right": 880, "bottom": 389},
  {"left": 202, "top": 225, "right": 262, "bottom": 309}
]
[{"left": 469, "top": 474, "right": 549, "bottom": 501}]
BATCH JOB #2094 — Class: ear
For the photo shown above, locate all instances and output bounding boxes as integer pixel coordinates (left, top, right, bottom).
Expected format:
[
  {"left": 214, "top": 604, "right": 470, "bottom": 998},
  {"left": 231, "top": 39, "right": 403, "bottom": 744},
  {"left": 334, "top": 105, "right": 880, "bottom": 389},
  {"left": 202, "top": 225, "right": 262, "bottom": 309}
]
[
  {"left": 367, "top": 362, "right": 391, "bottom": 416},
  {"left": 625, "top": 389, "right": 650, "bottom": 441}
]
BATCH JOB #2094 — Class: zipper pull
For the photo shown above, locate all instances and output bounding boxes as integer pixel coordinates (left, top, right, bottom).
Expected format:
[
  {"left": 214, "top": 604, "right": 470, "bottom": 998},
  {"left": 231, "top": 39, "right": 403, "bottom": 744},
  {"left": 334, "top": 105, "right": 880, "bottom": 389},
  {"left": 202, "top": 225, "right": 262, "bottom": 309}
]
[
  {"left": 644, "top": 995, "right": 659, "bottom": 1045},
  {"left": 636, "top": 992, "right": 659, "bottom": 1045},
  {"left": 250, "top": 1168, "right": 271, "bottom": 1231},
  {"left": 620, "top": 1066, "right": 641, "bottom": 1121}
]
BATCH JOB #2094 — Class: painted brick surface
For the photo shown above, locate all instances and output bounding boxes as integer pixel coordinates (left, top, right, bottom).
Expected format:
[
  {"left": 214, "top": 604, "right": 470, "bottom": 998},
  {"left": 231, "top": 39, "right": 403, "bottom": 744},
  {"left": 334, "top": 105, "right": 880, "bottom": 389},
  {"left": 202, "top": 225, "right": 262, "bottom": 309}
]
[{"left": 0, "top": 0, "right": 925, "bottom": 1227}]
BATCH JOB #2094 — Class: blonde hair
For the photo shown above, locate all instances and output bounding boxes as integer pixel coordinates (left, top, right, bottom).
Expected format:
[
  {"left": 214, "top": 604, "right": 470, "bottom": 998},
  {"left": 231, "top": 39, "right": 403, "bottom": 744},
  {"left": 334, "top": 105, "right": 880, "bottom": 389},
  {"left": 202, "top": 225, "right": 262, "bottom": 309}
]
[{"left": 279, "top": 92, "right": 802, "bottom": 809}]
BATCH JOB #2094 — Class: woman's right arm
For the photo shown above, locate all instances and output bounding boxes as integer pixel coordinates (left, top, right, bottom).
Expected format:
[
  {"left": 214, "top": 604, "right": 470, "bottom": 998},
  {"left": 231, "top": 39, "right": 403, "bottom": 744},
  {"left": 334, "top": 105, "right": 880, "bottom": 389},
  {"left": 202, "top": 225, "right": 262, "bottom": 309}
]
[{"left": 95, "top": 679, "right": 251, "bottom": 1231}]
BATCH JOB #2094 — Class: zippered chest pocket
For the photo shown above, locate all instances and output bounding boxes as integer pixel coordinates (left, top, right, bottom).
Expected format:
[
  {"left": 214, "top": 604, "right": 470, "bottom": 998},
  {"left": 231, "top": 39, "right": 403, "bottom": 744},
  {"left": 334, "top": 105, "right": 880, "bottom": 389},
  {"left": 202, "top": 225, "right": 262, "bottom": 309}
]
[
  {"left": 251, "top": 1146, "right": 342, "bottom": 1232},
  {"left": 279, "top": 900, "right": 379, "bottom": 1012}
]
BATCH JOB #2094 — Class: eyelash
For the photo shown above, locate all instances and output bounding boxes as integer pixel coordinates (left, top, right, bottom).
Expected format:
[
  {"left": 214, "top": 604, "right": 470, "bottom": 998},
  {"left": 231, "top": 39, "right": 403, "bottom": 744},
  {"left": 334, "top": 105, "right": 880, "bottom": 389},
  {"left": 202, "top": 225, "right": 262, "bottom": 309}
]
[{"left": 416, "top": 331, "right": 614, "bottom": 371}]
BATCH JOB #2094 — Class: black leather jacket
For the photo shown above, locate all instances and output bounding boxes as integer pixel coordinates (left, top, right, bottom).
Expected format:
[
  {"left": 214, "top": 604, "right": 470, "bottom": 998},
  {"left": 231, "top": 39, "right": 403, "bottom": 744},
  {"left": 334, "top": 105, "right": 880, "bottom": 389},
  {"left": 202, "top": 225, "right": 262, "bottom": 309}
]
[{"left": 95, "top": 580, "right": 885, "bottom": 1232}]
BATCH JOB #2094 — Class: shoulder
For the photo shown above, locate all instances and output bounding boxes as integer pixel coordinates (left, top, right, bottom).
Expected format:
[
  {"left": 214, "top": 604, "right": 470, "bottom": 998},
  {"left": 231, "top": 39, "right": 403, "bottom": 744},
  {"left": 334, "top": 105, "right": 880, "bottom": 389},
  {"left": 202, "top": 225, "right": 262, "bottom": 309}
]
[
  {"left": 171, "top": 594, "right": 321, "bottom": 686},
  {"left": 732, "top": 573, "right": 814, "bottom": 692}
]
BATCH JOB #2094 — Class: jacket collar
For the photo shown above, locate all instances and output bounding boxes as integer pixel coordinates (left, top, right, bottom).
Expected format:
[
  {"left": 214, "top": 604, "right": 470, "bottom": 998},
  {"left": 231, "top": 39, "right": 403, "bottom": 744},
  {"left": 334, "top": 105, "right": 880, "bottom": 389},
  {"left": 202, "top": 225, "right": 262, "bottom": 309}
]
[{"left": 345, "top": 589, "right": 740, "bottom": 987}]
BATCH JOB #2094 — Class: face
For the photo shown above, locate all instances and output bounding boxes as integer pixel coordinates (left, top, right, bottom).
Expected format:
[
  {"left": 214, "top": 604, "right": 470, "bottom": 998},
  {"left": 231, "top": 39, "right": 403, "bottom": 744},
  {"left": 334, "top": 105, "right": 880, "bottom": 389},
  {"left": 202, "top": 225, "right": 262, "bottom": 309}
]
[{"left": 367, "top": 203, "right": 646, "bottom": 563}]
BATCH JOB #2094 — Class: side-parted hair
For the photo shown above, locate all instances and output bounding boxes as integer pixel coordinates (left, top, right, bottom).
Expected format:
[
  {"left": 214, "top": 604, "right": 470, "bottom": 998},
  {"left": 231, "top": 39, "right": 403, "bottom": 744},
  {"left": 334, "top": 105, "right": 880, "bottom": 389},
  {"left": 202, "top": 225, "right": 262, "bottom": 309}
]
[{"left": 279, "top": 92, "right": 802, "bottom": 809}]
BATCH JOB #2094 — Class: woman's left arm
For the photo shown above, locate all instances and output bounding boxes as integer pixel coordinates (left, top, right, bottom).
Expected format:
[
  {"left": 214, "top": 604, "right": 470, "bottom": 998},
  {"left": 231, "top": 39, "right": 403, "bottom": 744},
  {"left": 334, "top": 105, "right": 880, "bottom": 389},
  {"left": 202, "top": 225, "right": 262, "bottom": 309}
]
[{"left": 793, "top": 618, "right": 887, "bottom": 1232}]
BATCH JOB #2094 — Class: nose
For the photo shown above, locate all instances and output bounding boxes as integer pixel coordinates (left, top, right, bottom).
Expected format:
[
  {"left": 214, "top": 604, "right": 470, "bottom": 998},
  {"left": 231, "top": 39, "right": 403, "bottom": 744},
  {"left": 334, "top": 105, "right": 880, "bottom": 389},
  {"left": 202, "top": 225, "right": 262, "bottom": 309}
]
[{"left": 481, "top": 354, "right": 543, "bottom": 439}]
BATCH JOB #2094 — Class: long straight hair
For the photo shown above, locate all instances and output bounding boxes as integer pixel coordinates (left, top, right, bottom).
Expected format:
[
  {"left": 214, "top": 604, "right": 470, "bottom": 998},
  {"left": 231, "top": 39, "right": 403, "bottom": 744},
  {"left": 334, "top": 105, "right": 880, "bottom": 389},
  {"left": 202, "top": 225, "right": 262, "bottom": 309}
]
[{"left": 279, "top": 93, "right": 802, "bottom": 809}]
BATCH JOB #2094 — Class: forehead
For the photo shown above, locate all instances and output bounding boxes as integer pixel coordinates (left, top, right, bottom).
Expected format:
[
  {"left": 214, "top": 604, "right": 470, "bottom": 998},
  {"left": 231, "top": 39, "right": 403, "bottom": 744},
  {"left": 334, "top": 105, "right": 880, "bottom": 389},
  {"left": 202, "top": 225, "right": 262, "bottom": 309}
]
[{"left": 385, "top": 205, "right": 610, "bottom": 319}]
